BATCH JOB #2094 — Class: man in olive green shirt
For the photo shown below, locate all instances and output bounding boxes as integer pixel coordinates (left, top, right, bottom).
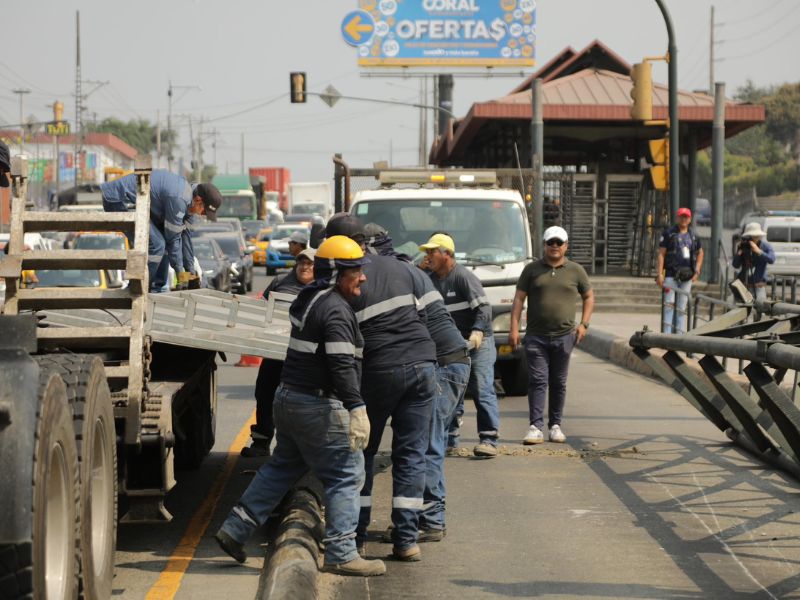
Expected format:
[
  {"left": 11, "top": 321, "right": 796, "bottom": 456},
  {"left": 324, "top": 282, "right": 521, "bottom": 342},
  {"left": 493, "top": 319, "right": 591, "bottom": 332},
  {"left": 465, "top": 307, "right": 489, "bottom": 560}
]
[{"left": 509, "top": 226, "right": 594, "bottom": 445}]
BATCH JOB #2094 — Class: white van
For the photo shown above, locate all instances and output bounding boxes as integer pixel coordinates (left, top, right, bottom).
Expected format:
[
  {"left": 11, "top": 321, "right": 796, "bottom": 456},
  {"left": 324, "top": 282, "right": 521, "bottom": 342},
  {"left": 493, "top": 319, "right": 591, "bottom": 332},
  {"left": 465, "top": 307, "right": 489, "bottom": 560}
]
[
  {"left": 350, "top": 171, "right": 531, "bottom": 395},
  {"left": 763, "top": 216, "right": 800, "bottom": 277}
]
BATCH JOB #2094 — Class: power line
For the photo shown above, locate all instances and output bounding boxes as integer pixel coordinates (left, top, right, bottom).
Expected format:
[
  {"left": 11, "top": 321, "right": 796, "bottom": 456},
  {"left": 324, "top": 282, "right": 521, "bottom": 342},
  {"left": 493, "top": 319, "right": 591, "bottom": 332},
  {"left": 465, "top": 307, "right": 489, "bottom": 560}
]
[
  {"left": 719, "top": 0, "right": 791, "bottom": 27},
  {"left": 204, "top": 93, "right": 287, "bottom": 123},
  {"left": 719, "top": 23, "right": 798, "bottom": 61},
  {"left": 720, "top": 4, "right": 800, "bottom": 43}
]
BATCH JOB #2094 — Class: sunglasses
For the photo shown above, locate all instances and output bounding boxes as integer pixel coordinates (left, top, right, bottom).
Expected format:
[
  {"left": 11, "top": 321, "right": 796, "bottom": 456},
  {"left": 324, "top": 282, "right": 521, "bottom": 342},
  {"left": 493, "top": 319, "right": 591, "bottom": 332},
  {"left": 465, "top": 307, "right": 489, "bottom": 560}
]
[{"left": 545, "top": 239, "right": 565, "bottom": 247}]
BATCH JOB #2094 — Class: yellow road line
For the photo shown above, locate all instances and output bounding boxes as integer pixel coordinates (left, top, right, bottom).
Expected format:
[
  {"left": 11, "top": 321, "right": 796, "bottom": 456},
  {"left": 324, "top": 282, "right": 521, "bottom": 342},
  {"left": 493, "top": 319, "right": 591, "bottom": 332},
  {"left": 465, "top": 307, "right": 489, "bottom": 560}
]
[{"left": 145, "top": 410, "right": 256, "bottom": 600}]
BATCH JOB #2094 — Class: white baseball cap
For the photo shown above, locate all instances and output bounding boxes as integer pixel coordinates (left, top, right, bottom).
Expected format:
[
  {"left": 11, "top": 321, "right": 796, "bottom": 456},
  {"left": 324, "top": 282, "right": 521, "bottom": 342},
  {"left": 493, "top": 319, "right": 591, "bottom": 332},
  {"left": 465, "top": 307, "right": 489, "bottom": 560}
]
[{"left": 543, "top": 226, "right": 568, "bottom": 242}]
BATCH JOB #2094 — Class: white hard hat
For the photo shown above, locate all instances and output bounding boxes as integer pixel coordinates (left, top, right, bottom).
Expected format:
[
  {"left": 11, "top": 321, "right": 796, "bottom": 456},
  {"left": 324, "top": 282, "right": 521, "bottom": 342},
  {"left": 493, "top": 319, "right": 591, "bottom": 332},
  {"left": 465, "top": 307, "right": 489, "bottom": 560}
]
[{"left": 543, "top": 226, "right": 568, "bottom": 242}]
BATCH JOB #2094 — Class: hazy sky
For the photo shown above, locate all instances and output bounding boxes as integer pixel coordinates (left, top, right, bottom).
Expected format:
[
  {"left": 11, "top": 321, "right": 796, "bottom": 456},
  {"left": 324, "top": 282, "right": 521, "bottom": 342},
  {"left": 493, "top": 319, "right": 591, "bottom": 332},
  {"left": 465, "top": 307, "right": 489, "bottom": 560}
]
[{"left": 2, "top": 0, "right": 798, "bottom": 182}]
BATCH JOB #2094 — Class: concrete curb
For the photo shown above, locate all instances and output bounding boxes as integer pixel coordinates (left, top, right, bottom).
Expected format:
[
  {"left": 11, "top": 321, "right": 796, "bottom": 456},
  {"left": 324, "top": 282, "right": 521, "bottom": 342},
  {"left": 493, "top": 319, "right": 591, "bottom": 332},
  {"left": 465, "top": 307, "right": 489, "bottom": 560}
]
[
  {"left": 259, "top": 487, "right": 324, "bottom": 600},
  {"left": 580, "top": 328, "right": 656, "bottom": 378}
]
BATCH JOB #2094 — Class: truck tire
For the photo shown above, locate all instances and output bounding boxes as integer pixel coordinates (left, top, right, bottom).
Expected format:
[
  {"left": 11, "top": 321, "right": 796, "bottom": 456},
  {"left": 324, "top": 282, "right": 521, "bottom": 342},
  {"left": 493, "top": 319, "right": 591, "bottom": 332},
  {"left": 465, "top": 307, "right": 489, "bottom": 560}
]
[
  {"left": 35, "top": 355, "right": 116, "bottom": 600},
  {"left": 246, "top": 270, "right": 253, "bottom": 292},
  {"left": 499, "top": 357, "right": 528, "bottom": 397},
  {"left": 32, "top": 370, "right": 81, "bottom": 600},
  {"left": 174, "top": 361, "right": 216, "bottom": 470}
]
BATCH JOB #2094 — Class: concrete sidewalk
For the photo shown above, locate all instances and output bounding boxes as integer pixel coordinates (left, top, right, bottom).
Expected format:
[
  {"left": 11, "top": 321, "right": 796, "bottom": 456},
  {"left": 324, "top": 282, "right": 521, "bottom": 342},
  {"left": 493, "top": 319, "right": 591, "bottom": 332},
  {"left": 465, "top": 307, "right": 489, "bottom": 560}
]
[{"left": 319, "top": 350, "right": 800, "bottom": 600}]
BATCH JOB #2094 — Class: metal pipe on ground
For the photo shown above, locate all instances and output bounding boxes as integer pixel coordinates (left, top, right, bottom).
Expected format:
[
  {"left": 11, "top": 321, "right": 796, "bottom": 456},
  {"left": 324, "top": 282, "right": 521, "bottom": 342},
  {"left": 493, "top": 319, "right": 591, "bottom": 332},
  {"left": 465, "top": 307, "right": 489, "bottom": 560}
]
[
  {"left": 259, "top": 487, "right": 324, "bottom": 600},
  {"left": 630, "top": 330, "right": 800, "bottom": 371}
]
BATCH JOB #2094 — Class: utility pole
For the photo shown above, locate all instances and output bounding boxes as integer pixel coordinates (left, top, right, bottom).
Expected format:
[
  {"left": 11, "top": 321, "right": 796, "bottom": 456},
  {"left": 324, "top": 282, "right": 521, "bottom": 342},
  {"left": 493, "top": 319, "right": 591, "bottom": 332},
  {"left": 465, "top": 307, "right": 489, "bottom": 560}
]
[
  {"left": 437, "top": 75, "right": 454, "bottom": 137},
  {"left": 197, "top": 116, "right": 204, "bottom": 182},
  {"left": 710, "top": 82, "right": 725, "bottom": 283},
  {"left": 12, "top": 89, "right": 30, "bottom": 139},
  {"left": 167, "top": 81, "right": 173, "bottom": 171},
  {"left": 531, "top": 78, "right": 544, "bottom": 253},
  {"left": 74, "top": 10, "right": 82, "bottom": 186},
  {"left": 709, "top": 6, "right": 715, "bottom": 95},
  {"left": 156, "top": 110, "right": 161, "bottom": 168},
  {"left": 188, "top": 116, "right": 196, "bottom": 181},
  {"left": 240, "top": 133, "right": 245, "bottom": 174}
]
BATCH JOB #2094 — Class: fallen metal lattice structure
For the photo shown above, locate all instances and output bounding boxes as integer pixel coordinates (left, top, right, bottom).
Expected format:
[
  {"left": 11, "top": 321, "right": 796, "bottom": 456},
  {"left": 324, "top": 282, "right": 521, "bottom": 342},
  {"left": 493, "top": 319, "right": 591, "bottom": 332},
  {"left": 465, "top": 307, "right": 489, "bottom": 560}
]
[{"left": 630, "top": 299, "right": 800, "bottom": 479}]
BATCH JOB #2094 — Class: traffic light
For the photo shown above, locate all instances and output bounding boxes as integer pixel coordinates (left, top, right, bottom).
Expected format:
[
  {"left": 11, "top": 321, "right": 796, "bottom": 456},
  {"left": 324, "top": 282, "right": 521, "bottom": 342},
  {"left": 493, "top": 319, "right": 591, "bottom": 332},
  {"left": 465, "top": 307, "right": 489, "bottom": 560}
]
[
  {"left": 630, "top": 62, "right": 653, "bottom": 121},
  {"left": 647, "top": 138, "right": 669, "bottom": 191},
  {"left": 290, "top": 72, "right": 307, "bottom": 104}
]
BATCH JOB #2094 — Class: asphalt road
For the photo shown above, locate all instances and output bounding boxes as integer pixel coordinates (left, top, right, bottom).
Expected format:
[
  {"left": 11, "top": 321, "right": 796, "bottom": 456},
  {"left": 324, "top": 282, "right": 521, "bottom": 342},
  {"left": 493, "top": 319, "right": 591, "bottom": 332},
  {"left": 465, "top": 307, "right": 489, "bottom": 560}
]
[
  {"left": 112, "top": 268, "right": 800, "bottom": 599},
  {"left": 113, "top": 270, "right": 276, "bottom": 599},
  {"left": 322, "top": 351, "right": 800, "bottom": 600}
]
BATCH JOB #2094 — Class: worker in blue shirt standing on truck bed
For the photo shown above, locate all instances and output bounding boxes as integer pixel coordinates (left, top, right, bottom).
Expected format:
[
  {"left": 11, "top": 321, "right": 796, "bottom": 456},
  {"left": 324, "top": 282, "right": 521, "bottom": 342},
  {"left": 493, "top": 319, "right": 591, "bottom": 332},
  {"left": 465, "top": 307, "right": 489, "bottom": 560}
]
[
  {"left": 420, "top": 232, "right": 500, "bottom": 458},
  {"left": 101, "top": 169, "right": 222, "bottom": 292}
]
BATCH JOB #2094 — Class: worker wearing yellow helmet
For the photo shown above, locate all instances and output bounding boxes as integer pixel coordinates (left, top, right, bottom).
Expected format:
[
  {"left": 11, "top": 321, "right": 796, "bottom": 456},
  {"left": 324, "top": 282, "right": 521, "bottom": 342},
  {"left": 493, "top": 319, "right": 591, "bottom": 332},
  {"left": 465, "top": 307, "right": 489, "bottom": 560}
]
[{"left": 216, "top": 236, "right": 386, "bottom": 577}]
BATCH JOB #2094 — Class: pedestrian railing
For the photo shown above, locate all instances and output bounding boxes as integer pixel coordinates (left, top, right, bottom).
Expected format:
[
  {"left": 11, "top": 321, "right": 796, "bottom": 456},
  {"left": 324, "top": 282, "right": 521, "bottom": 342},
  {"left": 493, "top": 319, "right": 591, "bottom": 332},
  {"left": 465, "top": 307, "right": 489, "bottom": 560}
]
[{"left": 631, "top": 297, "right": 800, "bottom": 480}]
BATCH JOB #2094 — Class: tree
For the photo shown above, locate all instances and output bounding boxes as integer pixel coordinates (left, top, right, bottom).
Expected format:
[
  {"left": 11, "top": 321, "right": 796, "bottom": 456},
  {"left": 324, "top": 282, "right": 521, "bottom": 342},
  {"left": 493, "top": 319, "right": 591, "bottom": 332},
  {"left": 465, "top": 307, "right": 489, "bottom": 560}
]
[
  {"left": 764, "top": 83, "right": 800, "bottom": 161},
  {"left": 87, "top": 118, "right": 176, "bottom": 158}
]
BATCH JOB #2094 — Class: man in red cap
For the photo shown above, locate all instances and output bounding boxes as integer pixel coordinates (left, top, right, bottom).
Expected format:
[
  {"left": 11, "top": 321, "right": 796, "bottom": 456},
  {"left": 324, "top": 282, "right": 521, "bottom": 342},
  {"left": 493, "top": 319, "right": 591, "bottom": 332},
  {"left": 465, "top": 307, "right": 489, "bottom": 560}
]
[{"left": 655, "top": 207, "right": 704, "bottom": 333}]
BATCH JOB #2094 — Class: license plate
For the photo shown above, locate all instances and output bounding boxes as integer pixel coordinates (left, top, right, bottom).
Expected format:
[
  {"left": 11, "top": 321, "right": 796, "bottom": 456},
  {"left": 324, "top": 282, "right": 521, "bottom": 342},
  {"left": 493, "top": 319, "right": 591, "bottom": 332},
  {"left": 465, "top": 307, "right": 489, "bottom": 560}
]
[{"left": 498, "top": 344, "right": 513, "bottom": 356}]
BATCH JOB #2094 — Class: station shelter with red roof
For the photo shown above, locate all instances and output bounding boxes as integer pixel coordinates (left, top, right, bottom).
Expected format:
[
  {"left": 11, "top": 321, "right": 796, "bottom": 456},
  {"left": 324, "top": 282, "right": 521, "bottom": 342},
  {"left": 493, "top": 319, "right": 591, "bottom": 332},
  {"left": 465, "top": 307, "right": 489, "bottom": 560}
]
[{"left": 428, "top": 41, "right": 765, "bottom": 275}]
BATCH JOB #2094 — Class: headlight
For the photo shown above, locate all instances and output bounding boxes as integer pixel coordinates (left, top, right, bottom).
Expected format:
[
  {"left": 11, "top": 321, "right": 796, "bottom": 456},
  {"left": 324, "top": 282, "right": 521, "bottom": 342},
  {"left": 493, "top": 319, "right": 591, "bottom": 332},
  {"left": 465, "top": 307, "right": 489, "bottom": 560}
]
[
  {"left": 492, "top": 312, "right": 527, "bottom": 333},
  {"left": 204, "top": 269, "right": 215, "bottom": 275}
]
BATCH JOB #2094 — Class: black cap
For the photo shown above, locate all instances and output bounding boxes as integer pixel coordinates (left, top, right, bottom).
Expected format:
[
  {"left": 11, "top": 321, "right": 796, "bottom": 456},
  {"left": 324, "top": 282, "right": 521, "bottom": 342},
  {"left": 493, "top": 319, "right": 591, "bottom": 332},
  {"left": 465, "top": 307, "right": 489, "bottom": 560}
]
[
  {"left": 0, "top": 141, "right": 10, "bottom": 188},
  {"left": 195, "top": 183, "right": 222, "bottom": 221},
  {"left": 324, "top": 213, "right": 366, "bottom": 244}
]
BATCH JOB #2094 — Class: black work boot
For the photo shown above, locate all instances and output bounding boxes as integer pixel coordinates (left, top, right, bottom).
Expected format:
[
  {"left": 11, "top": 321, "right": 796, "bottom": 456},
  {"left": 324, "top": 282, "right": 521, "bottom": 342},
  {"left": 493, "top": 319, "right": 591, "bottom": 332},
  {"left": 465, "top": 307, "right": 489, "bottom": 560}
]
[
  {"left": 240, "top": 437, "right": 270, "bottom": 457},
  {"left": 215, "top": 529, "right": 246, "bottom": 563}
]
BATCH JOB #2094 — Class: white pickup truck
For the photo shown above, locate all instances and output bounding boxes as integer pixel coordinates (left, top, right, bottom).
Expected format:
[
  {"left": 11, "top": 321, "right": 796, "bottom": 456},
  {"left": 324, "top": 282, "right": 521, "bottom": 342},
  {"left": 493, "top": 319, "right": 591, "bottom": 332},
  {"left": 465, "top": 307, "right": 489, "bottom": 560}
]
[{"left": 350, "top": 170, "right": 531, "bottom": 395}]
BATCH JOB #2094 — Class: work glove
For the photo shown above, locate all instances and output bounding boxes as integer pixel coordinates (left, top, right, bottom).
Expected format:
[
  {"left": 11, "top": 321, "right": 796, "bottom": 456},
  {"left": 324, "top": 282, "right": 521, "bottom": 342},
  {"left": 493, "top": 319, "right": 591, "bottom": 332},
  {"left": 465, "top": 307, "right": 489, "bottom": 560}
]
[
  {"left": 348, "top": 406, "right": 370, "bottom": 452},
  {"left": 187, "top": 274, "right": 201, "bottom": 290},
  {"left": 469, "top": 330, "right": 484, "bottom": 350},
  {"left": 177, "top": 271, "right": 193, "bottom": 285}
]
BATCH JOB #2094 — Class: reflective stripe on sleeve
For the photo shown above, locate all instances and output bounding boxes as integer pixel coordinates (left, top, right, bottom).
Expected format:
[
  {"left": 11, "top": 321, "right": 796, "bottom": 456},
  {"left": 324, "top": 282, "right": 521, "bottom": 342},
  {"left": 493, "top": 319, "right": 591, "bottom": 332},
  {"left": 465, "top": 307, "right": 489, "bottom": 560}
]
[
  {"left": 392, "top": 496, "right": 423, "bottom": 510},
  {"left": 360, "top": 496, "right": 372, "bottom": 508},
  {"left": 355, "top": 294, "right": 417, "bottom": 323},
  {"left": 325, "top": 341, "right": 357, "bottom": 355},
  {"left": 164, "top": 221, "right": 185, "bottom": 234},
  {"left": 469, "top": 295, "right": 489, "bottom": 308},
  {"left": 148, "top": 254, "right": 164, "bottom": 264},
  {"left": 445, "top": 301, "right": 471, "bottom": 313},
  {"left": 417, "top": 290, "right": 443, "bottom": 309},
  {"left": 288, "top": 338, "right": 319, "bottom": 353}
]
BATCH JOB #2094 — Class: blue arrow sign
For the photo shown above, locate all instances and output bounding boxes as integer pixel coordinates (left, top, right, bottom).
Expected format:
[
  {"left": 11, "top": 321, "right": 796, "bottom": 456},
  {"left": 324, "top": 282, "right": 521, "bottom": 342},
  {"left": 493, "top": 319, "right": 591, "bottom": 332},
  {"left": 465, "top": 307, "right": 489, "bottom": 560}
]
[{"left": 341, "top": 10, "right": 375, "bottom": 47}]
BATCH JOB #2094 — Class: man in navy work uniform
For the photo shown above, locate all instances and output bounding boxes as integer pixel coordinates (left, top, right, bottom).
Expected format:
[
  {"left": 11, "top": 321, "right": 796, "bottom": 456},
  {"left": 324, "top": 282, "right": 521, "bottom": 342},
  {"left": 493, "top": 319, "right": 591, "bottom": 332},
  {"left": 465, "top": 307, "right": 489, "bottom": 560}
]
[
  {"left": 420, "top": 233, "right": 500, "bottom": 458},
  {"left": 101, "top": 169, "right": 222, "bottom": 293},
  {"left": 509, "top": 226, "right": 594, "bottom": 445},
  {"left": 363, "top": 224, "right": 470, "bottom": 543},
  {"left": 655, "top": 207, "right": 704, "bottom": 334},
  {"left": 241, "top": 248, "right": 316, "bottom": 458},
  {"left": 215, "top": 235, "right": 386, "bottom": 577},
  {"left": 326, "top": 214, "right": 437, "bottom": 562}
]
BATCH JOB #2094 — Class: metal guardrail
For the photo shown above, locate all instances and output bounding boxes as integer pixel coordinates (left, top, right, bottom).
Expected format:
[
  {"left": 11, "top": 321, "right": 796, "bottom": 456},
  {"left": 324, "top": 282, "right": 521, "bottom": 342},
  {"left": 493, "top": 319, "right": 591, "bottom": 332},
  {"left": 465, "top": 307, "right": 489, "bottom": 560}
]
[{"left": 630, "top": 300, "right": 800, "bottom": 479}]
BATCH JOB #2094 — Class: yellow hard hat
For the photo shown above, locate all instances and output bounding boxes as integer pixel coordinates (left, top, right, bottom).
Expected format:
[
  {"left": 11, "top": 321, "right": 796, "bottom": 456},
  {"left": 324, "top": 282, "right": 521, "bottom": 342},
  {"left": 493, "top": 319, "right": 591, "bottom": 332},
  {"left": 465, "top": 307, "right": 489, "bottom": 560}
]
[
  {"left": 419, "top": 233, "right": 455, "bottom": 254},
  {"left": 317, "top": 235, "right": 365, "bottom": 260}
]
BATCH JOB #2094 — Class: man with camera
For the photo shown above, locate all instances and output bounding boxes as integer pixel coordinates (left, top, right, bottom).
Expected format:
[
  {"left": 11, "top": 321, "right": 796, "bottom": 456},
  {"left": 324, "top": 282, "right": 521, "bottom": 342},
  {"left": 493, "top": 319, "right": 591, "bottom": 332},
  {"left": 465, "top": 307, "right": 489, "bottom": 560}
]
[
  {"left": 655, "top": 207, "right": 704, "bottom": 333},
  {"left": 732, "top": 222, "right": 775, "bottom": 301}
]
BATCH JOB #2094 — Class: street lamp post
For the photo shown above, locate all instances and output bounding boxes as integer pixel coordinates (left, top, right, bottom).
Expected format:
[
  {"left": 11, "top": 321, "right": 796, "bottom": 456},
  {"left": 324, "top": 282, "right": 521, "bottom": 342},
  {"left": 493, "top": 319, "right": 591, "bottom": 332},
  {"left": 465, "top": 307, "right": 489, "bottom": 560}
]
[{"left": 654, "top": 0, "right": 680, "bottom": 218}]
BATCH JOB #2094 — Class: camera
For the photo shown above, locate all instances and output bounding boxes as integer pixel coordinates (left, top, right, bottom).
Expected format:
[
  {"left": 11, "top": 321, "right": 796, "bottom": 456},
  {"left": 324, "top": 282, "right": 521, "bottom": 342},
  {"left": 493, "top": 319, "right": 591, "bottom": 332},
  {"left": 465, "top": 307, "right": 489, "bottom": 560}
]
[{"left": 739, "top": 236, "right": 754, "bottom": 256}]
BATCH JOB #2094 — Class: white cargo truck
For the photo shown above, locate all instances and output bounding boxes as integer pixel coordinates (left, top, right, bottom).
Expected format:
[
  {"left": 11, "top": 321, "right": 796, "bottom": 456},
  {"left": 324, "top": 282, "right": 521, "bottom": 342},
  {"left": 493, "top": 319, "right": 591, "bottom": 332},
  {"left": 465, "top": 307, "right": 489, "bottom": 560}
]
[
  {"left": 288, "top": 181, "right": 333, "bottom": 220},
  {"left": 349, "top": 170, "right": 531, "bottom": 395}
]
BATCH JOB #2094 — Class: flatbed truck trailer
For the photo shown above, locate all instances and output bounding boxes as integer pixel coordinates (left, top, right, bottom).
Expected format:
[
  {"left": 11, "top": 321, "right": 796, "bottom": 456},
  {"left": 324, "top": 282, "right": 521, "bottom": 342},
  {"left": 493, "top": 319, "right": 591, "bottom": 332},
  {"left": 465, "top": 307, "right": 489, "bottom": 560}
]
[{"left": 0, "top": 165, "right": 292, "bottom": 599}]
